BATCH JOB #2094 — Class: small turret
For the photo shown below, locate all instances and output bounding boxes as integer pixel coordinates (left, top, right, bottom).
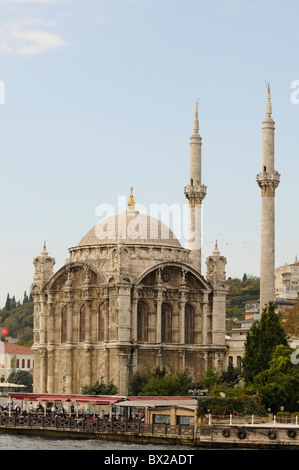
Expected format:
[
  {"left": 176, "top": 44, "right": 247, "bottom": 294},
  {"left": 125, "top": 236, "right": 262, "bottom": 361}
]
[{"left": 31, "top": 242, "right": 55, "bottom": 295}]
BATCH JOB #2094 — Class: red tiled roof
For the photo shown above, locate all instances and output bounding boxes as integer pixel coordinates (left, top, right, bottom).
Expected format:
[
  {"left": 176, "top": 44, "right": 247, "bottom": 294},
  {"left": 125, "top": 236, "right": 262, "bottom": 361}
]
[{"left": 3, "top": 343, "right": 33, "bottom": 355}]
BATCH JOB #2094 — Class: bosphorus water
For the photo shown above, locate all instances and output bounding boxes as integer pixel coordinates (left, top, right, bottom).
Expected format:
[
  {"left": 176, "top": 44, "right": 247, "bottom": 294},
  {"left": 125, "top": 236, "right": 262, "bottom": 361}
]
[{"left": 0, "top": 433, "right": 197, "bottom": 450}]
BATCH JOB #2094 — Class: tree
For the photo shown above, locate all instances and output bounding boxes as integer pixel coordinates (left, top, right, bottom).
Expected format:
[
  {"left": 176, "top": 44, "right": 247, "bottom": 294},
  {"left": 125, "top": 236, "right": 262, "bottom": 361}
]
[
  {"left": 23, "top": 291, "right": 29, "bottom": 304},
  {"left": 220, "top": 363, "right": 241, "bottom": 387},
  {"left": 137, "top": 368, "right": 194, "bottom": 396},
  {"left": 7, "top": 370, "right": 33, "bottom": 393},
  {"left": 253, "top": 345, "right": 299, "bottom": 413},
  {"left": 11, "top": 354, "right": 17, "bottom": 372},
  {"left": 130, "top": 370, "right": 150, "bottom": 396},
  {"left": 242, "top": 301, "right": 288, "bottom": 383},
  {"left": 4, "top": 294, "right": 10, "bottom": 311},
  {"left": 196, "top": 368, "right": 221, "bottom": 392},
  {"left": 81, "top": 380, "right": 118, "bottom": 395}
]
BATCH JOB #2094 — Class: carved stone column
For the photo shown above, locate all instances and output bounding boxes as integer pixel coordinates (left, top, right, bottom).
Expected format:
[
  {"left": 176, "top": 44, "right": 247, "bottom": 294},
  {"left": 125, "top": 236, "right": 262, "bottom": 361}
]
[
  {"left": 155, "top": 269, "right": 165, "bottom": 344},
  {"left": 131, "top": 288, "right": 139, "bottom": 342},
  {"left": 201, "top": 291, "right": 210, "bottom": 346},
  {"left": 39, "top": 348, "right": 47, "bottom": 393},
  {"left": 47, "top": 295, "right": 55, "bottom": 393},
  {"left": 84, "top": 346, "right": 92, "bottom": 386},
  {"left": 47, "top": 348, "right": 54, "bottom": 393},
  {"left": 179, "top": 269, "right": 189, "bottom": 344}
]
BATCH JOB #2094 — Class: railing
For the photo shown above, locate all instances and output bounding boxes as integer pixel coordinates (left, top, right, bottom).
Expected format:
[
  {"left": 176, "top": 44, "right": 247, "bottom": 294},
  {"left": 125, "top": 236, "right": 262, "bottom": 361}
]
[
  {"left": 0, "top": 414, "right": 194, "bottom": 438},
  {"left": 275, "top": 416, "right": 299, "bottom": 425}
]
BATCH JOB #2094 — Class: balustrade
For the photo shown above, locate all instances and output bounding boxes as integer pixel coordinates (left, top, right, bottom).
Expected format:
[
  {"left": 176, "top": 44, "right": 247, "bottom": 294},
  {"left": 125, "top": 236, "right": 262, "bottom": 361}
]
[{"left": 0, "top": 413, "right": 194, "bottom": 438}]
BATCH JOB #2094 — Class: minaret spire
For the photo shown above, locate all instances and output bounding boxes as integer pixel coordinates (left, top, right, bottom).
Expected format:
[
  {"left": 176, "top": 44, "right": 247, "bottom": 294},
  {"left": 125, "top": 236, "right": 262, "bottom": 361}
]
[
  {"left": 193, "top": 100, "right": 199, "bottom": 134},
  {"left": 266, "top": 83, "right": 272, "bottom": 117},
  {"left": 256, "top": 85, "right": 280, "bottom": 313},
  {"left": 184, "top": 101, "right": 207, "bottom": 273}
]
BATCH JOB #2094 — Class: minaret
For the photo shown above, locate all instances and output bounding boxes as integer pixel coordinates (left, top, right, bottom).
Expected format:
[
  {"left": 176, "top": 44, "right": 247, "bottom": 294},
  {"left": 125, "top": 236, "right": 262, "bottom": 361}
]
[
  {"left": 184, "top": 102, "right": 207, "bottom": 273},
  {"left": 256, "top": 85, "right": 280, "bottom": 313}
]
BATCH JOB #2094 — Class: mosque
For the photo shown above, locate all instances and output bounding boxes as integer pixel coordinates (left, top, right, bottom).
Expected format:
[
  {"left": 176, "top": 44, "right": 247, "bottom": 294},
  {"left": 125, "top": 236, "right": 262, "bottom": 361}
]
[
  {"left": 31, "top": 89, "right": 277, "bottom": 395},
  {"left": 30, "top": 102, "right": 229, "bottom": 395}
]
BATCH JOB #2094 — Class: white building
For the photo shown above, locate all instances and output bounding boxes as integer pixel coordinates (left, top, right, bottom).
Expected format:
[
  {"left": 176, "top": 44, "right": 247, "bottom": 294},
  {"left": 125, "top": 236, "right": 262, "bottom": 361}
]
[
  {"left": 275, "top": 257, "right": 299, "bottom": 301},
  {"left": 0, "top": 342, "right": 34, "bottom": 381}
]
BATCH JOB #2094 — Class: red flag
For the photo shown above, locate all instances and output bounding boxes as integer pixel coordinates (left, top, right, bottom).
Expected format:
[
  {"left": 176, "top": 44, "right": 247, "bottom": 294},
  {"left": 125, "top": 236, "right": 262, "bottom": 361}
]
[{"left": 1, "top": 327, "right": 8, "bottom": 336}]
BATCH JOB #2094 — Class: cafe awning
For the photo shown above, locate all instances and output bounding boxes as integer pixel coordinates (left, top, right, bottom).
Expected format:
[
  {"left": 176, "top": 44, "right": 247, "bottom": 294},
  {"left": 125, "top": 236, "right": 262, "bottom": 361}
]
[{"left": 8, "top": 393, "right": 126, "bottom": 405}]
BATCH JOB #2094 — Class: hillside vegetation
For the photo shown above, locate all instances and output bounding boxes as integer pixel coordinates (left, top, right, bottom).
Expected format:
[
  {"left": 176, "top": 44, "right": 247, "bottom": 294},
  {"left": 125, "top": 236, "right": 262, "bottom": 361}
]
[
  {"left": 0, "top": 293, "right": 33, "bottom": 346},
  {"left": 226, "top": 275, "right": 260, "bottom": 328}
]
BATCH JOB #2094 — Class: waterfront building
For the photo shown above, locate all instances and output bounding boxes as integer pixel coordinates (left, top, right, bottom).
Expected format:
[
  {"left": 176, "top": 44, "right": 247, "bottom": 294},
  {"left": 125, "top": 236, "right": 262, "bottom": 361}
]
[
  {"left": 0, "top": 342, "right": 33, "bottom": 381},
  {"left": 30, "top": 104, "right": 229, "bottom": 395}
]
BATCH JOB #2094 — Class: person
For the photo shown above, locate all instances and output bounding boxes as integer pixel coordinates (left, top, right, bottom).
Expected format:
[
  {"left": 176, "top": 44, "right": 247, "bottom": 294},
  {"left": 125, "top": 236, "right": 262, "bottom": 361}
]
[
  {"left": 51, "top": 405, "right": 57, "bottom": 417},
  {"left": 100, "top": 409, "right": 105, "bottom": 420}
]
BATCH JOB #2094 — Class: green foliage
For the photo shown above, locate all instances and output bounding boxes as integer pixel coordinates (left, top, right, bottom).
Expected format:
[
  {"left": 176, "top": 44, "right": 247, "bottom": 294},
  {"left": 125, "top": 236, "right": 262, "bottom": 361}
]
[
  {"left": 242, "top": 301, "right": 288, "bottom": 384},
  {"left": 196, "top": 364, "right": 242, "bottom": 393},
  {"left": 7, "top": 370, "right": 33, "bottom": 393},
  {"left": 226, "top": 276, "right": 260, "bottom": 326},
  {"left": 196, "top": 368, "right": 221, "bottom": 391},
  {"left": 0, "top": 296, "right": 33, "bottom": 344},
  {"left": 131, "top": 368, "right": 194, "bottom": 396},
  {"left": 220, "top": 363, "right": 242, "bottom": 387},
  {"left": 253, "top": 344, "right": 299, "bottom": 413},
  {"left": 81, "top": 380, "right": 118, "bottom": 395},
  {"left": 226, "top": 276, "right": 260, "bottom": 304},
  {"left": 197, "top": 395, "right": 265, "bottom": 417},
  {"left": 130, "top": 370, "right": 151, "bottom": 396}
]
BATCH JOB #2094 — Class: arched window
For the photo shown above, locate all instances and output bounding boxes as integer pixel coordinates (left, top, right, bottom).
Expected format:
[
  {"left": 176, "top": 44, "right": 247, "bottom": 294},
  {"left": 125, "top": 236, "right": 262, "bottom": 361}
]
[
  {"left": 98, "top": 303, "right": 105, "bottom": 341},
  {"left": 161, "top": 303, "right": 172, "bottom": 343},
  {"left": 16, "top": 359, "right": 19, "bottom": 368},
  {"left": 22, "top": 359, "right": 25, "bottom": 368},
  {"left": 61, "top": 306, "right": 67, "bottom": 343},
  {"left": 185, "top": 304, "right": 195, "bottom": 344},
  {"left": 80, "top": 304, "right": 86, "bottom": 342},
  {"left": 27, "top": 359, "right": 30, "bottom": 369},
  {"left": 137, "top": 301, "right": 148, "bottom": 342}
]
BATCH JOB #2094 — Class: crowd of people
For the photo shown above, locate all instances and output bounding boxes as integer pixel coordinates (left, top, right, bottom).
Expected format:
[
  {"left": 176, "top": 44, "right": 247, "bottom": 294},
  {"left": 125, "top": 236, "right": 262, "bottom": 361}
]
[{"left": 0, "top": 400, "right": 145, "bottom": 423}]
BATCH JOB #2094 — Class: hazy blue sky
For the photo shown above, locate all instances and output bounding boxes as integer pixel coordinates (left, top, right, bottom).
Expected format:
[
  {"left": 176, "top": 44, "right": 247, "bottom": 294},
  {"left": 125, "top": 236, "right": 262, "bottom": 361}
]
[{"left": 0, "top": 0, "right": 298, "bottom": 307}]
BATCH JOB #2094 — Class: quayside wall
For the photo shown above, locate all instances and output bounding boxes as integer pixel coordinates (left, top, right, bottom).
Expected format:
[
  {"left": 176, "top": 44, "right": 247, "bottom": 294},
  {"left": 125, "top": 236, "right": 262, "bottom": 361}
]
[{"left": 1, "top": 414, "right": 299, "bottom": 448}]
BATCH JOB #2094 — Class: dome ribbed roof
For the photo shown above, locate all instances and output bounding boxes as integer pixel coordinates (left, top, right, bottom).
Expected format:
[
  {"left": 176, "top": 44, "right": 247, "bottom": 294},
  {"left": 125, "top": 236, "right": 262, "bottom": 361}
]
[{"left": 78, "top": 211, "right": 181, "bottom": 248}]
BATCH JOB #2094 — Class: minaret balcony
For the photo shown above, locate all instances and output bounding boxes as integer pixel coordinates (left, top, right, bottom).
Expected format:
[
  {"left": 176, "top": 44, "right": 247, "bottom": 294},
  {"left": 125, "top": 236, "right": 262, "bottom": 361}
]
[
  {"left": 256, "top": 170, "right": 280, "bottom": 193},
  {"left": 184, "top": 183, "right": 207, "bottom": 203}
]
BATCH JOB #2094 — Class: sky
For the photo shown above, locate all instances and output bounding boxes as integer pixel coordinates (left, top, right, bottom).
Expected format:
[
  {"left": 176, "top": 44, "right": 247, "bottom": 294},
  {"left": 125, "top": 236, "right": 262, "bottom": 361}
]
[{"left": 0, "top": 0, "right": 298, "bottom": 307}]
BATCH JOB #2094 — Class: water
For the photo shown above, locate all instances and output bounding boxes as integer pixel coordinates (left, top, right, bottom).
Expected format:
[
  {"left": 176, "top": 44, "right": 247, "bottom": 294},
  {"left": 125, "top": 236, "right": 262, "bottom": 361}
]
[{"left": 0, "top": 433, "right": 197, "bottom": 450}]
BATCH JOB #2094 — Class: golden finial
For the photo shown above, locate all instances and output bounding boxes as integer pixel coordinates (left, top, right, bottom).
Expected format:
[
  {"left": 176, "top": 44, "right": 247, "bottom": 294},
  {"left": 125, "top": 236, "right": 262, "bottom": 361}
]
[
  {"left": 195, "top": 100, "right": 197, "bottom": 112},
  {"left": 128, "top": 186, "right": 136, "bottom": 208},
  {"left": 268, "top": 82, "right": 270, "bottom": 94},
  {"left": 213, "top": 239, "right": 220, "bottom": 256},
  {"left": 41, "top": 240, "right": 48, "bottom": 256}
]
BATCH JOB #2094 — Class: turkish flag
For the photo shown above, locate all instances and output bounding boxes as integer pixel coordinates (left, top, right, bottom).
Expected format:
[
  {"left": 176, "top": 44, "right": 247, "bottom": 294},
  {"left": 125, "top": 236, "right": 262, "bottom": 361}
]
[{"left": 1, "top": 328, "right": 9, "bottom": 335}]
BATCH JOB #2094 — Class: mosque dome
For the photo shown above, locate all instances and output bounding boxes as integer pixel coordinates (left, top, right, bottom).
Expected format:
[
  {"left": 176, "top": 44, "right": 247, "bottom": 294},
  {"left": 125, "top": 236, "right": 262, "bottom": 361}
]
[
  {"left": 78, "top": 187, "right": 181, "bottom": 249},
  {"left": 78, "top": 210, "right": 181, "bottom": 248}
]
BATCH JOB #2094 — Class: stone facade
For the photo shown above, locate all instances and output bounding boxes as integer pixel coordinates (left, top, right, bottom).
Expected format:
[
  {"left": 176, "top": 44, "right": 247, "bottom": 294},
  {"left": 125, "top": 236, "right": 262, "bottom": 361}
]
[{"left": 31, "top": 106, "right": 229, "bottom": 395}]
